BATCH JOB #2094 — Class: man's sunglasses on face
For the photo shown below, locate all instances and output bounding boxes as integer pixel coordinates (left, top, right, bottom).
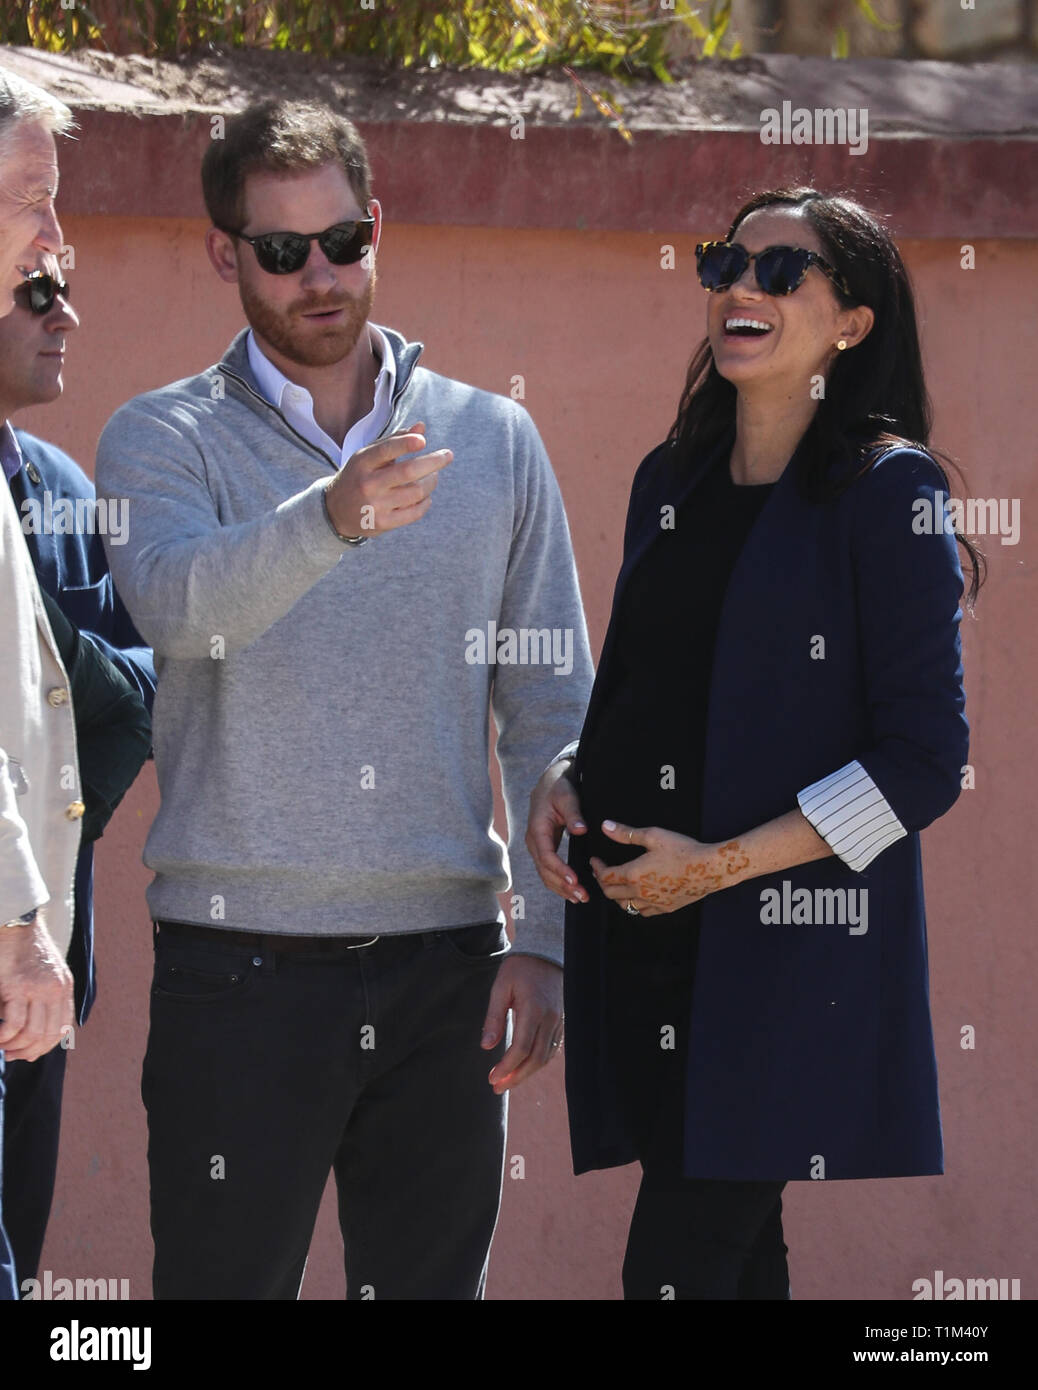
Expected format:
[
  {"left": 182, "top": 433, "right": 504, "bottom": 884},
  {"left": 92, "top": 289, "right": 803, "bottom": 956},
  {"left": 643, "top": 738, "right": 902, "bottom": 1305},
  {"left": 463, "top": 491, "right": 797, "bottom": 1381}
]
[
  {"left": 216, "top": 218, "right": 376, "bottom": 275},
  {"left": 14, "top": 272, "right": 71, "bottom": 315}
]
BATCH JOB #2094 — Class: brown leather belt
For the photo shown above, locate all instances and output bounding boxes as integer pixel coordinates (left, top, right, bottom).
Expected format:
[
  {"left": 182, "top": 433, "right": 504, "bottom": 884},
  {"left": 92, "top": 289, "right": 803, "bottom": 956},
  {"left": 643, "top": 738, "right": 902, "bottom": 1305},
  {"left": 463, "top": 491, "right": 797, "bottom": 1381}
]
[{"left": 154, "top": 919, "right": 380, "bottom": 952}]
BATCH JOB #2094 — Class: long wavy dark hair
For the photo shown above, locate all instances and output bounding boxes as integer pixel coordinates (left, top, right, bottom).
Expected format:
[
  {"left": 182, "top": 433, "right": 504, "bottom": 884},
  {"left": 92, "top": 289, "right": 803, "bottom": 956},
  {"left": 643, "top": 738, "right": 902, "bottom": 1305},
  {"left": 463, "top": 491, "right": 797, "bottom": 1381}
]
[{"left": 668, "top": 186, "right": 984, "bottom": 607}]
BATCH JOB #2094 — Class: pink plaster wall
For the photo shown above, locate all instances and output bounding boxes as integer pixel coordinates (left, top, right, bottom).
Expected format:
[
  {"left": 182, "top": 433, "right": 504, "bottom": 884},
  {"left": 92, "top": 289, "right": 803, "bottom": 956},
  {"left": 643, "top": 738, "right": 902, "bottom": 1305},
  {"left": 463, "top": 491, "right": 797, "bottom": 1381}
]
[{"left": 17, "top": 214, "right": 1035, "bottom": 1301}]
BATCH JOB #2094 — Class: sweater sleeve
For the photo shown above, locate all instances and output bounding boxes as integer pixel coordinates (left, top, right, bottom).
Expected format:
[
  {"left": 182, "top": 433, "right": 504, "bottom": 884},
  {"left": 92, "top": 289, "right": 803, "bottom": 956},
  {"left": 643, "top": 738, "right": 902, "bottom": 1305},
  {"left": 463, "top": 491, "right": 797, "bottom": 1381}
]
[
  {"left": 798, "top": 447, "right": 969, "bottom": 868},
  {"left": 95, "top": 396, "right": 353, "bottom": 659},
  {"left": 490, "top": 406, "right": 595, "bottom": 965}
]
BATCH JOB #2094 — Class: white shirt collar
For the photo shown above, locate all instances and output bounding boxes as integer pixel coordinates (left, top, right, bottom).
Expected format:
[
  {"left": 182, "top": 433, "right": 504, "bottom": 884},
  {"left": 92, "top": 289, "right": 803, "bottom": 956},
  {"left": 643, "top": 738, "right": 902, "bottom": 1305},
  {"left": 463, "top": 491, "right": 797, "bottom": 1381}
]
[{"left": 245, "top": 324, "right": 396, "bottom": 463}]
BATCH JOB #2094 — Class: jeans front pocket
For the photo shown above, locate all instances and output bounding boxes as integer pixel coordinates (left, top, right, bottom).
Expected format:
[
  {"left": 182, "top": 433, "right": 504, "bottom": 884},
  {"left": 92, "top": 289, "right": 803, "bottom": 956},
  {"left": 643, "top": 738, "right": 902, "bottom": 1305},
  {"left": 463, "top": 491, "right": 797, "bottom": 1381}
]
[
  {"left": 439, "top": 921, "right": 511, "bottom": 965},
  {"left": 151, "top": 931, "right": 258, "bottom": 1005}
]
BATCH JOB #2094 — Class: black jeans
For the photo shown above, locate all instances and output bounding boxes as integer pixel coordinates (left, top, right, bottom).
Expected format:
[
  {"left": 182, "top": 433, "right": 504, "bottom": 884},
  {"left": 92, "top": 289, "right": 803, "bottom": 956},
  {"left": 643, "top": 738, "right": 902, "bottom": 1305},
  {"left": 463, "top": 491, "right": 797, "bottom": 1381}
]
[
  {"left": 0, "top": 1043, "right": 67, "bottom": 1292},
  {"left": 143, "top": 919, "right": 510, "bottom": 1300}
]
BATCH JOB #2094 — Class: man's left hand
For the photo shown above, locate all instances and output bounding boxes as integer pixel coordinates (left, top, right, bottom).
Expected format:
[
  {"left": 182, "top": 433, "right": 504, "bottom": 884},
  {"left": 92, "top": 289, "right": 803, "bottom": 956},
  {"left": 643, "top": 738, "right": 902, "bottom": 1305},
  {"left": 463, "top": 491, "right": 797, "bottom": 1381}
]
[{"left": 482, "top": 953, "right": 563, "bottom": 1094}]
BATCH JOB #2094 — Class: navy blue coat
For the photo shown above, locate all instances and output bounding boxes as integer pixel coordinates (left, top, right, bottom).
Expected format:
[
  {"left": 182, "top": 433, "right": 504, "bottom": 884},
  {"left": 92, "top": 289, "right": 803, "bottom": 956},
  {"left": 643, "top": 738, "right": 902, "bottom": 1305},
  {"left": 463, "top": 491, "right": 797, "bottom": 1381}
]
[
  {"left": 9, "top": 430, "right": 156, "bottom": 1024},
  {"left": 564, "top": 433, "right": 969, "bottom": 1181}
]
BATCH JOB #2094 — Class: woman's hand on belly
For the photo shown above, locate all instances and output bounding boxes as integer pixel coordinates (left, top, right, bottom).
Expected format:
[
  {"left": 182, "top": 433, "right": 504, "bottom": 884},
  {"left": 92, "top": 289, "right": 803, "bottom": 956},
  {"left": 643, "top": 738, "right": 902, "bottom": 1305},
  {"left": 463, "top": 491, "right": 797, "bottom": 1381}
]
[{"left": 589, "top": 820, "right": 751, "bottom": 917}]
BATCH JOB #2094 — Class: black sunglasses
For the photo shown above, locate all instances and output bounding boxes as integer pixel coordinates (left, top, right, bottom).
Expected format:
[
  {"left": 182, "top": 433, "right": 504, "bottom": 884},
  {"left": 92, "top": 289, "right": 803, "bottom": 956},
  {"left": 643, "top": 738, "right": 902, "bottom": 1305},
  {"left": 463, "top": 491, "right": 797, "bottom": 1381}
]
[
  {"left": 14, "top": 272, "right": 70, "bottom": 315},
  {"left": 696, "top": 241, "right": 851, "bottom": 298},
  {"left": 217, "top": 218, "right": 375, "bottom": 275}
]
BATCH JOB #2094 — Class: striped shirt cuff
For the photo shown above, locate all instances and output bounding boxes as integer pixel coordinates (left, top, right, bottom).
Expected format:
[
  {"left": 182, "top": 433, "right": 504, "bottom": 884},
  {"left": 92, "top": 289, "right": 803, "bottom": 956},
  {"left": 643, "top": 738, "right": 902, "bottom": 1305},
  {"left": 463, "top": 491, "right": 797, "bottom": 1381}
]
[{"left": 797, "top": 761, "right": 907, "bottom": 872}]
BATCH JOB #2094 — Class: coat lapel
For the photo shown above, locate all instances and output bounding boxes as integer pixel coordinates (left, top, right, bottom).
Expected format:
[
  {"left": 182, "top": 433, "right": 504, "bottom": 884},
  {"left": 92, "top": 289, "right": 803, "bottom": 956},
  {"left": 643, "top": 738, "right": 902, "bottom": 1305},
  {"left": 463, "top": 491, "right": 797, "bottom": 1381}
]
[
  {"left": 9, "top": 442, "right": 60, "bottom": 593},
  {"left": 574, "top": 431, "right": 732, "bottom": 765},
  {"left": 614, "top": 433, "right": 729, "bottom": 600}
]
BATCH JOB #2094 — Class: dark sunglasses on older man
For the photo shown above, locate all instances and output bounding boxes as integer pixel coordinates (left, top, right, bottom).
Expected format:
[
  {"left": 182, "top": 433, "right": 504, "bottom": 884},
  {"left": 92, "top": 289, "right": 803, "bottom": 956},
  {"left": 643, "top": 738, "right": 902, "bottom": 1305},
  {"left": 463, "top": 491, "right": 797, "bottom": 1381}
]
[
  {"left": 695, "top": 241, "right": 852, "bottom": 298},
  {"left": 216, "top": 218, "right": 375, "bottom": 275},
  {"left": 14, "top": 272, "right": 70, "bottom": 315}
]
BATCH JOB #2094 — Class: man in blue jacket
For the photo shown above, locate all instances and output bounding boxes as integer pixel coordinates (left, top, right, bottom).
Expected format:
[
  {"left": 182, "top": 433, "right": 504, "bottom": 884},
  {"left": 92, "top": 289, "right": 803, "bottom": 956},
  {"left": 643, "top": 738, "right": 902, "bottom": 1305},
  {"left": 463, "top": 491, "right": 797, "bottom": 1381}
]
[{"left": 0, "top": 258, "right": 156, "bottom": 1292}]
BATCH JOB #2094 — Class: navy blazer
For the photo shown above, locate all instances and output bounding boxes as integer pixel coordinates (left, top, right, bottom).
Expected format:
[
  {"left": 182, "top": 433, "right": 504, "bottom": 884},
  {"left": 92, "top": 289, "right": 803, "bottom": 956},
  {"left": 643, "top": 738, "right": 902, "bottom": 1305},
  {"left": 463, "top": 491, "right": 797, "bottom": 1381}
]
[
  {"left": 9, "top": 430, "right": 156, "bottom": 1024},
  {"left": 564, "top": 432, "right": 969, "bottom": 1181}
]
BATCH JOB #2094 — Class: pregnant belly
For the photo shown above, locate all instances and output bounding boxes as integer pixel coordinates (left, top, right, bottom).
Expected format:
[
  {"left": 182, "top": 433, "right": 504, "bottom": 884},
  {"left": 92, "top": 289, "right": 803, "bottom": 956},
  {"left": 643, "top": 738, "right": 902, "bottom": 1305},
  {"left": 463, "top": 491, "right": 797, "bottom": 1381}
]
[{"left": 577, "top": 752, "right": 702, "bottom": 868}]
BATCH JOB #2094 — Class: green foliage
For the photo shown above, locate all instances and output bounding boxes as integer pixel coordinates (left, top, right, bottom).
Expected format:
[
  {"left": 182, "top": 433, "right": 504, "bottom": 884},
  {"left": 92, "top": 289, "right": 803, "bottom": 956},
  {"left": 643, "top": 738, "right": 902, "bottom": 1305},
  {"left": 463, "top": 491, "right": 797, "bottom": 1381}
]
[
  {"left": 0, "top": 2, "right": 901, "bottom": 137},
  {"left": 852, "top": 0, "right": 901, "bottom": 32},
  {"left": 0, "top": 2, "right": 708, "bottom": 70},
  {"left": 1, "top": 1, "right": 901, "bottom": 70}
]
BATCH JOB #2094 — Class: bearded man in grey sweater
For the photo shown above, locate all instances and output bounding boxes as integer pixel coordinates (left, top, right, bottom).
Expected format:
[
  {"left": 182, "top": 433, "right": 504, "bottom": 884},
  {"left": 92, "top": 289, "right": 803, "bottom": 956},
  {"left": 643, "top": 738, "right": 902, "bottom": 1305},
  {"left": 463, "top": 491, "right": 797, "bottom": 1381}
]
[{"left": 95, "top": 99, "right": 592, "bottom": 1301}]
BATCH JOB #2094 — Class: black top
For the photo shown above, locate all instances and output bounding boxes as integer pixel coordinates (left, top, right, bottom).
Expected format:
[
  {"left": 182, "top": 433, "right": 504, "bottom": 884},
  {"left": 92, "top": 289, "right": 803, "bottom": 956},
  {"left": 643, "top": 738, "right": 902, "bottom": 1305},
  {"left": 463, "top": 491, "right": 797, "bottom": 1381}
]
[
  {"left": 578, "top": 456, "right": 776, "bottom": 898},
  {"left": 575, "top": 454, "right": 775, "bottom": 1166}
]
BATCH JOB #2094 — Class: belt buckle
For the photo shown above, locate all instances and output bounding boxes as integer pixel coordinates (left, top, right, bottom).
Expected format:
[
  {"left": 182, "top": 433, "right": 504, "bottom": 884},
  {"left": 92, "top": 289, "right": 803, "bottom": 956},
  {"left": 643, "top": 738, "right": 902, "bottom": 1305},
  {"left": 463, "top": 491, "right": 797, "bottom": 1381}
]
[{"left": 345, "top": 935, "right": 380, "bottom": 950}]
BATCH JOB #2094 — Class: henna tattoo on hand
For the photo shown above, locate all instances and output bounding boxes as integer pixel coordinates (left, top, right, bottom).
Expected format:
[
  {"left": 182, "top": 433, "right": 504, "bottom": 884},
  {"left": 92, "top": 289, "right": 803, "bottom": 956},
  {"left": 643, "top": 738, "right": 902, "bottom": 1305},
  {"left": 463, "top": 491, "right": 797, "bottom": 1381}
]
[
  {"left": 599, "top": 834, "right": 750, "bottom": 912},
  {"left": 719, "top": 840, "right": 751, "bottom": 876}
]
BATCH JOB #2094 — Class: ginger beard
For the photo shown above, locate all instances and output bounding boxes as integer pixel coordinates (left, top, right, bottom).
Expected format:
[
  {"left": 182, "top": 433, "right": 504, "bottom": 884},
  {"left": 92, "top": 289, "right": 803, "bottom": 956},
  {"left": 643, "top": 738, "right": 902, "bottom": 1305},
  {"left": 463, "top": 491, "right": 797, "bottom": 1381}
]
[{"left": 239, "top": 260, "right": 377, "bottom": 368}]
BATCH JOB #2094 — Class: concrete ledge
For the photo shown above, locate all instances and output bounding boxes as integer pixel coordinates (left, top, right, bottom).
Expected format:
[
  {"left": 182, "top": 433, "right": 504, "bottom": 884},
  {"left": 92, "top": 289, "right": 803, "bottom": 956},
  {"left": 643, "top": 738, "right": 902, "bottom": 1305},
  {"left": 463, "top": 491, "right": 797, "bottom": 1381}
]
[{"left": 2, "top": 45, "right": 1035, "bottom": 236}]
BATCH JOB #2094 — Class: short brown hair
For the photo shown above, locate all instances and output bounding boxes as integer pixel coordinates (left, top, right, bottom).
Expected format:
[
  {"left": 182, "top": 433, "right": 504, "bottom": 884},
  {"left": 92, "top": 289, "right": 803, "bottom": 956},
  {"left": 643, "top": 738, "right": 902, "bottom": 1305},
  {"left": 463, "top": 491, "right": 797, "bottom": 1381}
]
[{"left": 201, "top": 99, "right": 372, "bottom": 231}]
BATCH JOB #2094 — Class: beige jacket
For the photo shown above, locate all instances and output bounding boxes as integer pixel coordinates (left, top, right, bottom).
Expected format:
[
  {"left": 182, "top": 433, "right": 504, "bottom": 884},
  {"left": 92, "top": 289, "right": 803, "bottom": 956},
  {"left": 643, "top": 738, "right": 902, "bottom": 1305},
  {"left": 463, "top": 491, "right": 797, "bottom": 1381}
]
[{"left": 0, "top": 481, "right": 81, "bottom": 957}]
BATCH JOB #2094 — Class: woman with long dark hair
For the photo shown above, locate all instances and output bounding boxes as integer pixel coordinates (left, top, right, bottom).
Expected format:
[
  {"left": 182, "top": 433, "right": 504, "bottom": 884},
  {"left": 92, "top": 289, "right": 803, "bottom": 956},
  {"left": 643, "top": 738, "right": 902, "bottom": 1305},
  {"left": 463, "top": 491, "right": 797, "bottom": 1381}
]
[{"left": 526, "top": 187, "right": 983, "bottom": 1299}]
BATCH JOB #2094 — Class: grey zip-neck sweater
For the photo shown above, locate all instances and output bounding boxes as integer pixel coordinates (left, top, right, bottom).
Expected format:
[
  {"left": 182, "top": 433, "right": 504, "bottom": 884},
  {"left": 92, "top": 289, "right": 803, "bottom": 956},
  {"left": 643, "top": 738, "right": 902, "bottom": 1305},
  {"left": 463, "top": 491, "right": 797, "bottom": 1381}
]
[{"left": 95, "top": 326, "right": 593, "bottom": 961}]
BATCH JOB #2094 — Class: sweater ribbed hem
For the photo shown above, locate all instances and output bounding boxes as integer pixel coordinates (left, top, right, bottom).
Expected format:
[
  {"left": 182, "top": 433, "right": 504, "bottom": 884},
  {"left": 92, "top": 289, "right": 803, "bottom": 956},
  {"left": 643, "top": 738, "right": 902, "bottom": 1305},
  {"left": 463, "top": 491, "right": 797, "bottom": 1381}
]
[{"left": 144, "top": 876, "right": 506, "bottom": 938}]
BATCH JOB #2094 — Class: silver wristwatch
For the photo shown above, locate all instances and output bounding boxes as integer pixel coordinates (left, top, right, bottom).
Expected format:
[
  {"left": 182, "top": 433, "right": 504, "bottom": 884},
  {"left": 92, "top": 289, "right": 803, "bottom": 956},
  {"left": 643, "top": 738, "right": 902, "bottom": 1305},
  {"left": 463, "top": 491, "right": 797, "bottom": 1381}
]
[{"left": 322, "top": 487, "right": 369, "bottom": 547}]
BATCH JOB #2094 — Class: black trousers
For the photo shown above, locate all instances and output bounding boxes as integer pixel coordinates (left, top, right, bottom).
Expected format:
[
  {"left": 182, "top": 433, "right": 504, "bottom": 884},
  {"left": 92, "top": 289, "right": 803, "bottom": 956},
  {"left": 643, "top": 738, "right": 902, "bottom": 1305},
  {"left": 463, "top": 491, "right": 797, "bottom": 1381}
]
[
  {"left": 0, "top": 1043, "right": 67, "bottom": 1293},
  {"left": 143, "top": 919, "right": 510, "bottom": 1300},
  {"left": 602, "top": 912, "right": 790, "bottom": 1301},
  {"left": 623, "top": 1175, "right": 788, "bottom": 1300},
  {"left": 0, "top": 1058, "right": 15, "bottom": 1300},
  {"left": 1, "top": 898, "right": 89, "bottom": 1298}
]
